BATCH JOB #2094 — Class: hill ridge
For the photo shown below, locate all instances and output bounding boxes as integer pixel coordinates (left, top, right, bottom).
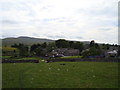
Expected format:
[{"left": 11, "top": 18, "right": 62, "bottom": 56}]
[
  {"left": 2, "top": 36, "right": 90, "bottom": 46},
  {"left": 2, "top": 36, "right": 54, "bottom": 46}
]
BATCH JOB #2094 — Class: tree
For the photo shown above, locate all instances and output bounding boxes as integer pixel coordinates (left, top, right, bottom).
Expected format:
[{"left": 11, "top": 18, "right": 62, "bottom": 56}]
[
  {"left": 82, "top": 40, "right": 101, "bottom": 57},
  {"left": 30, "top": 44, "right": 40, "bottom": 52},
  {"left": 106, "top": 44, "right": 110, "bottom": 50},
  {"left": 89, "top": 40, "right": 100, "bottom": 49},
  {"left": 11, "top": 43, "right": 29, "bottom": 57},
  {"left": 82, "top": 47, "right": 101, "bottom": 57},
  {"left": 101, "top": 44, "right": 110, "bottom": 50},
  {"left": 55, "top": 39, "right": 69, "bottom": 48},
  {"left": 30, "top": 43, "right": 49, "bottom": 56},
  {"left": 90, "top": 40, "right": 95, "bottom": 47},
  {"left": 69, "top": 41, "right": 74, "bottom": 48},
  {"left": 30, "top": 44, "right": 41, "bottom": 56},
  {"left": 34, "top": 47, "right": 42, "bottom": 56},
  {"left": 19, "top": 44, "right": 29, "bottom": 57},
  {"left": 46, "top": 42, "right": 57, "bottom": 52},
  {"left": 72, "top": 42, "right": 84, "bottom": 52},
  {"left": 41, "top": 42, "right": 47, "bottom": 48},
  {"left": 11, "top": 43, "right": 19, "bottom": 48}
]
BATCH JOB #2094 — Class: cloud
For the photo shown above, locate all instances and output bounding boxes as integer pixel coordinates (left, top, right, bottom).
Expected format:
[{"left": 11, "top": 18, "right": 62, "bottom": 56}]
[
  {"left": 0, "top": 0, "right": 118, "bottom": 44},
  {"left": 47, "top": 35, "right": 66, "bottom": 39},
  {"left": 1, "top": 20, "right": 20, "bottom": 24}
]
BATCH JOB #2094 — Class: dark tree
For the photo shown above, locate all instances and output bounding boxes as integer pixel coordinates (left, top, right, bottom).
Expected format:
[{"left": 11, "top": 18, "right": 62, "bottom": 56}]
[
  {"left": 41, "top": 42, "right": 47, "bottom": 48},
  {"left": 82, "top": 40, "right": 102, "bottom": 57},
  {"left": 18, "top": 44, "right": 29, "bottom": 57},
  {"left": 30, "top": 44, "right": 41, "bottom": 56},
  {"left": 11, "top": 43, "right": 19, "bottom": 48},
  {"left": 69, "top": 41, "right": 74, "bottom": 48},
  {"left": 72, "top": 42, "right": 84, "bottom": 52},
  {"left": 46, "top": 42, "right": 57, "bottom": 52},
  {"left": 55, "top": 39, "right": 69, "bottom": 48},
  {"left": 11, "top": 43, "right": 29, "bottom": 57},
  {"left": 34, "top": 47, "right": 42, "bottom": 56},
  {"left": 90, "top": 40, "right": 95, "bottom": 47}
]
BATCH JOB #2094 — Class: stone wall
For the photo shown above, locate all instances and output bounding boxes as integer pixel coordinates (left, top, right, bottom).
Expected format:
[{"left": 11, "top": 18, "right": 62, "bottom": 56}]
[
  {"left": 2, "top": 59, "right": 39, "bottom": 63},
  {"left": 47, "top": 58, "right": 120, "bottom": 63}
]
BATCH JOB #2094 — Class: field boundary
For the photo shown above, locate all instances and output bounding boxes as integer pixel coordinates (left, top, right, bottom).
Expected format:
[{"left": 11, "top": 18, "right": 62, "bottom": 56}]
[
  {"left": 2, "top": 60, "right": 39, "bottom": 63},
  {"left": 47, "top": 58, "right": 120, "bottom": 62}
]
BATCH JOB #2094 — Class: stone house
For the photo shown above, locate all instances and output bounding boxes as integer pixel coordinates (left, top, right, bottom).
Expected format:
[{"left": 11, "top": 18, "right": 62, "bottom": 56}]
[{"left": 46, "top": 48, "right": 80, "bottom": 57}]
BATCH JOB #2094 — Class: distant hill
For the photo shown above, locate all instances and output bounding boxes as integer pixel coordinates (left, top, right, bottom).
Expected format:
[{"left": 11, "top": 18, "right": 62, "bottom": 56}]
[
  {"left": 2, "top": 36, "right": 91, "bottom": 46},
  {"left": 2, "top": 36, "right": 54, "bottom": 46}
]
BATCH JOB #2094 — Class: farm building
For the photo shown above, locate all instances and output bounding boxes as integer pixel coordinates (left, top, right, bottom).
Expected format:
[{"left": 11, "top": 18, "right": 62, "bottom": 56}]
[
  {"left": 46, "top": 48, "right": 80, "bottom": 57},
  {"left": 106, "top": 50, "right": 118, "bottom": 57}
]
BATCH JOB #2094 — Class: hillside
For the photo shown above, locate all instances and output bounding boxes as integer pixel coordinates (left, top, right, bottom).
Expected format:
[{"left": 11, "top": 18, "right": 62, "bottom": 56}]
[
  {"left": 2, "top": 36, "right": 91, "bottom": 46},
  {"left": 2, "top": 36, "right": 54, "bottom": 46}
]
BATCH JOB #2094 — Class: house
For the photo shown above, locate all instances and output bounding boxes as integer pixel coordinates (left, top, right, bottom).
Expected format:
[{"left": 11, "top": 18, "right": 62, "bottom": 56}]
[
  {"left": 46, "top": 48, "right": 80, "bottom": 57},
  {"left": 106, "top": 50, "right": 118, "bottom": 57},
  {"left": 54, "top": 48, "right": 80, "bottom": 56},
  {"left": 63, "top": 49, "right": 80, "bottom": 56}
]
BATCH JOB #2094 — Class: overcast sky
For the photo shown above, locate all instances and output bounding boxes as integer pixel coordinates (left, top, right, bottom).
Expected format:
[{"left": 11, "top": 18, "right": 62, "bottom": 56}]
[{"left": 0, "top": 0, "right": 119, "bottom": 44}]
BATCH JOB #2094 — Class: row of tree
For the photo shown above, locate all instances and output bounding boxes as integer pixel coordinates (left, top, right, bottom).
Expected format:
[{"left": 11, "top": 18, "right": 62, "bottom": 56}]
[
  {"left": 11, "top": 39, "right": 84, "bottom": 57},
  {"left": 55, "top": 39, "right": 84, "bottom": 52},
  {"left": 11, "top": 39, "right": 120, "bottom": 57}
]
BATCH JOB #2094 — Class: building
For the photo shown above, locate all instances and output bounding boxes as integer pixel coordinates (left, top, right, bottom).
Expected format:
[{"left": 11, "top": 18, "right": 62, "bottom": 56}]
[
  {"left": 46, "top": 48, "right": 80, "bottom": 57},
  {"left": 106, "top": 50, "right": 118, "bottom": 57}
]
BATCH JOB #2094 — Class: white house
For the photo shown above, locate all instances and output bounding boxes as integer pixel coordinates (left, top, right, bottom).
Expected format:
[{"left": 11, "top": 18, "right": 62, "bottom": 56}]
[{"left": 106, "top": 50, "right": 117, "bottom": 57}]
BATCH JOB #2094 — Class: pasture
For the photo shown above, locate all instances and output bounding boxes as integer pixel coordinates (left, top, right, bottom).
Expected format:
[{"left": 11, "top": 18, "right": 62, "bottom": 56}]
[
  {"left": 2, "top": 61, "right": 118, "bottom": 88},
  {"left": 60, "top": 56, "right": 83, "bottom": 59}
]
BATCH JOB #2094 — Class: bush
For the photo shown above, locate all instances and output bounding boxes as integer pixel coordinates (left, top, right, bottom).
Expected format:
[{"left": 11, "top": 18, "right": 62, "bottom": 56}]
[{"left": 82, "top": 47, "right": 101, "bottom": 58}]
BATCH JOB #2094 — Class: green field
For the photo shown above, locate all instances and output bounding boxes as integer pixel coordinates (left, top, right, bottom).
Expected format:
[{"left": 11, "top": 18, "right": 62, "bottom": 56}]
[
  {"left": 2, "top": 56, "right": 43, "bottom": 61},
  {"left": 1, "top": 56, "right": 12, "bottom": 59},
  {"left": 12, "top": 57, "right": 43, "bottom": 60},
  {"left": 2, "top": 62, "right": 118, "bottom": 88},
  {"left": 60, "top": 56, "right": 83, "bottom": 59}
]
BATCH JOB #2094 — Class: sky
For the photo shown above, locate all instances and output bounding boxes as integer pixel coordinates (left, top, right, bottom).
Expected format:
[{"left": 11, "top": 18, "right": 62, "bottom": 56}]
[{"left": 0, "top": 0, "right": 119, "bottom": 44}]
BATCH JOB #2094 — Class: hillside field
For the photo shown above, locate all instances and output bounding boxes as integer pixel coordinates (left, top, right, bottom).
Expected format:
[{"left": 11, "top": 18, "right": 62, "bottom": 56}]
[{"left": 2, "top": 61, "right": 118, "bottom": 88}]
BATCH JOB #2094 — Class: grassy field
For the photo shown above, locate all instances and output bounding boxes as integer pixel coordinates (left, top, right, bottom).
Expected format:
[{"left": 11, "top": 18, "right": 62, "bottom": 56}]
[
  {"left": 1, "top": 56, "right": 12, "bottom": 59},
  {"left": 2, "top": 56, "right": 43, "bottom": 61},
  {"left": 2, "top": 61, "right": 118, "bottom": 88},
  {"left": 60, "top": 56, "right": 83, "bottom": 59},
  {"left": 12, "top": 57, "right": 43, "bottom": 60}
]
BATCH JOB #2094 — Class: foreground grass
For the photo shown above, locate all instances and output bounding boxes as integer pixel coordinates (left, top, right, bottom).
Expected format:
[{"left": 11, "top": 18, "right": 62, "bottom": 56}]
[{"left": 2, "top": 62, "right": 118, "bottom": 88}]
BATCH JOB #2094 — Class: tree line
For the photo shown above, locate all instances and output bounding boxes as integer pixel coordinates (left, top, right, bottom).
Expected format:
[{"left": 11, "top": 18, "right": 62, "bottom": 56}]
[{"left": 11, "top": 39, "right": 120, "bottom": 57}]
